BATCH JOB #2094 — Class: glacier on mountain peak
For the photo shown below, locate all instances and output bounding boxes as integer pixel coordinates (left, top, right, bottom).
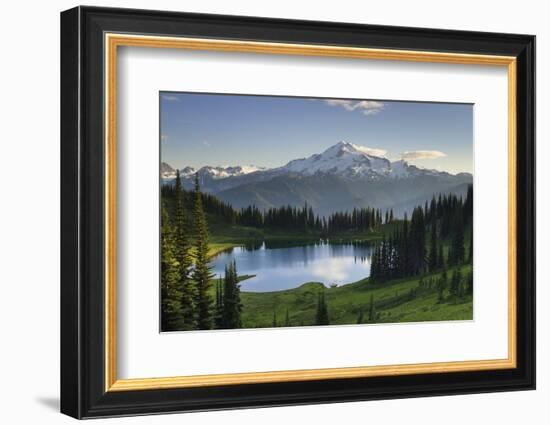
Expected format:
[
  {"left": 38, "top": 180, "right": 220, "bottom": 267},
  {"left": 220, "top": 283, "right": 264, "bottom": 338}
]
[{"left": 162, "top": 141, "right": 465, "bottom": 183}]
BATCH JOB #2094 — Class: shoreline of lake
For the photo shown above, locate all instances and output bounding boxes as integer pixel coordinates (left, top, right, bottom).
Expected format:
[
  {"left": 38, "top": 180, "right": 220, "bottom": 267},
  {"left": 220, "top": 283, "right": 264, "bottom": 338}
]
[{"left": 211, "top": 240, "right": 374, "bottom": 292}]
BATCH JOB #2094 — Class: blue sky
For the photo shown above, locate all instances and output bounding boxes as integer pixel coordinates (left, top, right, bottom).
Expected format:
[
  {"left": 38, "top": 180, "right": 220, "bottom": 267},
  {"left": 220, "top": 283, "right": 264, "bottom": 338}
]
[{"left": 160, "top": 92, "right": 473, "bottom": 174}]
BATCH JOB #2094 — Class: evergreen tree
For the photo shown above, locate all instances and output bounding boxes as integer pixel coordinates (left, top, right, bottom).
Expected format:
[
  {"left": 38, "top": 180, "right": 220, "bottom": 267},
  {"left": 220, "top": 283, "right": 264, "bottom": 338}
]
[
  {"left": 428, "top": 222, "right": 438, "bottom": 272},
  {"left": 174, "top": 170, "right": 196, "bottom": 329},
  {"left": 437, "top": 244, "right": 445, "bottom": 269},
  {"left": 464, "top": 184, "right": 473, "bottom": 225},
  {"left": 466, "top": 270, "right": 474, "bottom": 295},
  {"left": 437, "top": 270, "right": 448, "bottom": 303},
  {"left": 380, "top": 236, "right": 388, "bottom": 278},
  {"left": 368, "top": 294, "right": 376, "bottom": 322},
  {"left": 284, "top": 308, "right": 291, "bottom": 327},
  {"left": 409, "top": 206, "right": 426, "bottom": 274},
  {"left": 160, "top": 205, "right": 184, "bottom": 331},
  {"left": 449, "top": 214, "right": 465, "bottom": 266},
  {"left": 400, "top": 213, "right": 410, "bottom": 275},
  {"left": 468, "top": 231, "right": 474, "bottom": 263},
  {"left": 192, "top": 173, "right": 214, "bottom": 330},
  {"left": 369, "top": 244, "right": 379, "bottom": 282},
  {"left": 272, "top": 309, "right": 278, "bottom": 327},
  {"left": 450, "top": 268, "right": 463, "bottom": 298},
  {"left": 315, "top": 291, "right": 330, "bottom": 325},
  {"left": 214, "top": 277, "right": 224, "bottom": 329},
  {"left": 222, "top": 260, "right": 242, "bottom": 329},
  {"left": 363, "top": 190, "right": 472, "bottom": 284},
  {"left": 356, "top": 309, "right": 364, "bottom": 324}
]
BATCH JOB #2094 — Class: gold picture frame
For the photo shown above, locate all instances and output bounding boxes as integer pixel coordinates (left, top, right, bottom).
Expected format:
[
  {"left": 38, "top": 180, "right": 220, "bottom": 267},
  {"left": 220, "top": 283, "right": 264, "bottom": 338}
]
[{"left": 104, "top": 33, "right": 517, "bottom": 392}]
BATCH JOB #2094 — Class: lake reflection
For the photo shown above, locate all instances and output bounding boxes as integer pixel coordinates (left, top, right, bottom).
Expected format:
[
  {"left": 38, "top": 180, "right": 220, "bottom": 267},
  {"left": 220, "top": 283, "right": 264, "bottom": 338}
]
[{"left": 211, "top": 241, "right": 373, "bottom": 292}]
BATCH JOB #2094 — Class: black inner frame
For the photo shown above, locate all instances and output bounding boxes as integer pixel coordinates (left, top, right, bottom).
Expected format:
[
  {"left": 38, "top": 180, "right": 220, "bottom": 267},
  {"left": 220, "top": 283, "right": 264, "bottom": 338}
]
[{"left": 60, "top": 6, "right": 535, "bottom": 419}]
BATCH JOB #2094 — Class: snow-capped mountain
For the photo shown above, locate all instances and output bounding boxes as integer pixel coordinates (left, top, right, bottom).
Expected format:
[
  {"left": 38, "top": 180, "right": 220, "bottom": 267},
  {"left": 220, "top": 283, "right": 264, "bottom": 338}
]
[
  {"left": 199, "top": 165, "right": 266, "bottom": 179},
  {"left": 163, "top": 141, "right": 455, "bottom": 183},
  {"left": 278, "top": 141, "right": 391, "bottom": 177},
  {"left": 160, "top": 162, "right": 176, "bottom": 179},
  {"left": 162, "top": 141, "right": 472, "bottom": 216},
  {"left": 161, "top": 164, "right": 265, "bottom": 181},
  {"left": 161, "top": 163, "right": 195, "bottom": 179},
  {"left": 274, "top": 141, "right": 430, "bottom": 179}
]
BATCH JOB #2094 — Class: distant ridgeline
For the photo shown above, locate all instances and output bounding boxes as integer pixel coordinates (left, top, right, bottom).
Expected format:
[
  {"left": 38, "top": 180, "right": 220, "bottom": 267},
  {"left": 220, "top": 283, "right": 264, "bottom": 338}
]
[
  {"left": 161, "top": 142, "right": 473, "bottom": 217},
  {"left": 163, "top": 183, "right": 398, "bottom": 235},
  {"left": 161, "top": 178, "right": 472, "bottom": 238}
]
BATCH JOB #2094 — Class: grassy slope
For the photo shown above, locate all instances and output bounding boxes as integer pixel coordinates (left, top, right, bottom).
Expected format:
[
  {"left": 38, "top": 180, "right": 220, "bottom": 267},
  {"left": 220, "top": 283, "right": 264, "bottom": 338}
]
[{"left": 240, "top": 264, "right": 472, "bottom": 328}]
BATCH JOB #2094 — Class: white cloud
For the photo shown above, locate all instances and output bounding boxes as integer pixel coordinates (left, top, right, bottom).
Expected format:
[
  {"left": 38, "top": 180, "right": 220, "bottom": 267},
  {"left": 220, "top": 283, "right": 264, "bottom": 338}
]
[
  {"left": 400, "top": 150, "right": 447, "bottom": 160},
  {"left": 162, "top": 94, "right": 179, "bottom": 101},
  {"left": 202, "top": 140, "right": 211, "bottom": 147},
  {"left": 353, "top": 144, "right": 388, "bottom": 157},
  {"left": 324, "top": 99, "right": 384, "bottom": 115},
  {"left": 324, "top": 99, "right": 357, "bottom": 111}
]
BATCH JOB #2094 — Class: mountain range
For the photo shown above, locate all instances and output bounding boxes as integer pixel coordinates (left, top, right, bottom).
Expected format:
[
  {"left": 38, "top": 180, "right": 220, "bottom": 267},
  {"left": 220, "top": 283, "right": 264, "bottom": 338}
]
[{"left": 162, "top": 141, "right": 472, "bottom": 216}]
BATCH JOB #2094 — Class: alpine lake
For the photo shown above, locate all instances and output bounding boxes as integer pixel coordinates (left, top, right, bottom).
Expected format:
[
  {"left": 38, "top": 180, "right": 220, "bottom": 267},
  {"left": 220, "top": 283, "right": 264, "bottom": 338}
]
[{"left": 211, "top": 240, "right": 374, "bottom": 292}]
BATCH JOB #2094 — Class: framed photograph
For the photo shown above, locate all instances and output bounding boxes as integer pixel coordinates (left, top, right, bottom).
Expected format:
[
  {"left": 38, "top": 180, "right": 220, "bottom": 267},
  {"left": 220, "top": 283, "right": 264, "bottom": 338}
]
[{"left": 60, "top": 6, "right": 535, "bottom": 419}]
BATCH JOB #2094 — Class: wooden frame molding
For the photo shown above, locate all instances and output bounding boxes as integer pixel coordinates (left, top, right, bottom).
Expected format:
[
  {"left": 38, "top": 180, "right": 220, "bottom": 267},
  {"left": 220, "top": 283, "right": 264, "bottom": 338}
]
[{"left": 104, "top": 33, "right": 518, "bottom": 392}]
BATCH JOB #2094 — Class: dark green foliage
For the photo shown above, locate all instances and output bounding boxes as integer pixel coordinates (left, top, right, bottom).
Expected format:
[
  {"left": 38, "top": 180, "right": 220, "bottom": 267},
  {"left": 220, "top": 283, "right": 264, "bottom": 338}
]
[
  {"left": 272, "top": 309, "right": 277, "bottom": 327},
  {"left": 221, "top": 261, "right": 242, "bottom": 329},
  {"left": 428, "top": 222, "right": 438, "bottom": 272},
  {"left": 437, "top": 244, "right": 445, "bottom": 269},
  {"left": 356, "top": 308, "right": 364, "bottom": 324},
  {"left": 450, "top": 268, "right": 463, "bottom": 298},
  {"left": 173, "top": 170, "right": 196, "bottom": 330},
  {"left": 261, "top": 203, "right": 385, "bottom": 236},
  {"left": 161, "top": 180, "right": 237, "bottom": 224},
  {"left": 160, "top": 205, "right": 184, "bottom": 331},
  {"left": 315, "top": 290, "right": 330, "bottom": 325},
  {"left": 449, "top": 214, "right": 465, "bottom": 266},
  {"left": 464, "top": 184, "right": 473, "bottom": 225},
  {"left": 163, "top": 179, "right": 473, "bottom": 251},
  {"left": 466, "top": 270, "right": 474, "bottom": 295},
  {"left": 370, "top": 187, "right": 472, "bottom": 284},
  {"left": 368, "top": 294, "right": 376, "bottom": 322},
  {"left": 437, "top": 270, "right": 448, "bottom": 303},
  {"left": 238, "top": 204, "right": 264, "bottom": 227},
  {"left": 163, "top": 182, "right": 388, "bottom": 236},
  {"left": 192, "top": 174, "right": 215, "bottom": 330},
  {"left": 468, "top": 230, "right": 474, "bottom": 263},
  {"left": 370, "top": 216, "right": 414, "bottom": 282},
  {"left": 284, "top": 308, "right": 291, "bottom": 327},
  {"left": 214, "top": 278, "right": 224, "bottom": 329},
  {"left": 409, "top": 206, "right": 426, "bottom": 275}
]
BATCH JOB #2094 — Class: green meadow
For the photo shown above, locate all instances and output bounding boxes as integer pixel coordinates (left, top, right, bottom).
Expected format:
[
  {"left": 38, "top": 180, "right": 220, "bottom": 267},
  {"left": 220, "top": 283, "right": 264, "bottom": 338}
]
[{"left": 237, "top": 265, "right": 472, "bottom": 328}]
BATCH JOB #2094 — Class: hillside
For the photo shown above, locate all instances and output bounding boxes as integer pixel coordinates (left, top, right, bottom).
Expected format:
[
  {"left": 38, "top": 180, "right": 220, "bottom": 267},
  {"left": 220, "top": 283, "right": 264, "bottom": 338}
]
[
  {"left": 216, "top": 172, "right": 471, "bottom": 216},
  {"left": 239, "top": 264, "right": 473, "bottom": 328}
]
